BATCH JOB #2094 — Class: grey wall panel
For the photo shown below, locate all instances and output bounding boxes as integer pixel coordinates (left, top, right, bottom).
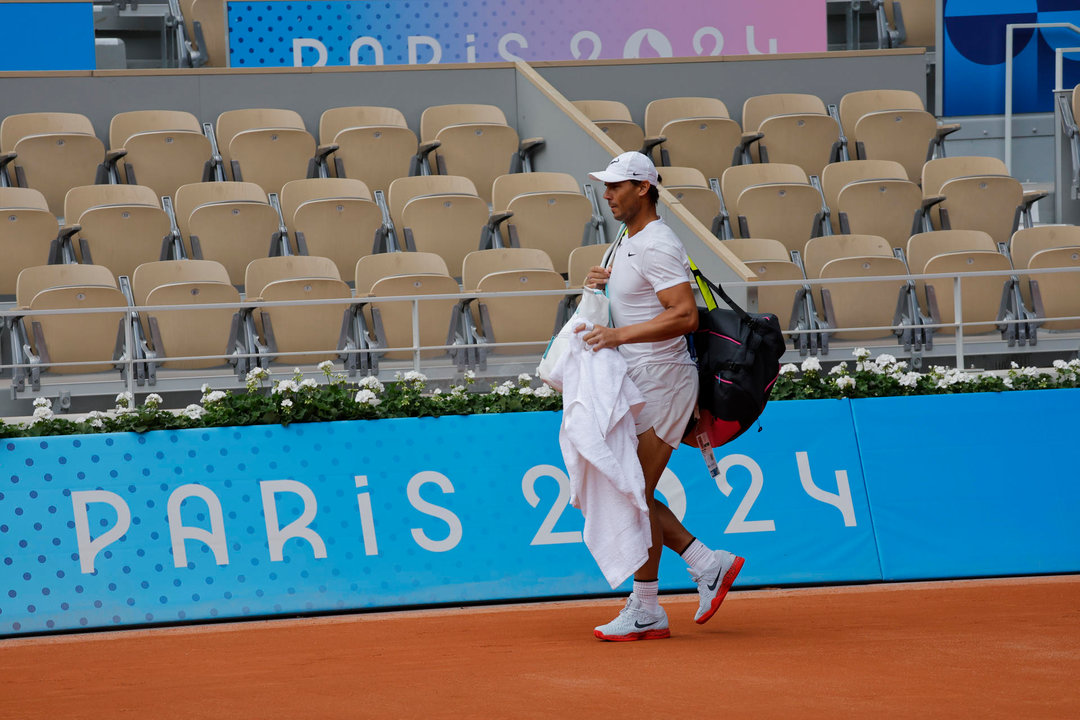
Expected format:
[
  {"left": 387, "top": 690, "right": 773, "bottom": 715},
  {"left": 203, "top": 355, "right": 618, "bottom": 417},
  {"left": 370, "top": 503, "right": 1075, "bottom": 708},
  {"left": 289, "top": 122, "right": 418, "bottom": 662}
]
[{"left": 535, "top": 51, "right": 926, "bottom": 127}]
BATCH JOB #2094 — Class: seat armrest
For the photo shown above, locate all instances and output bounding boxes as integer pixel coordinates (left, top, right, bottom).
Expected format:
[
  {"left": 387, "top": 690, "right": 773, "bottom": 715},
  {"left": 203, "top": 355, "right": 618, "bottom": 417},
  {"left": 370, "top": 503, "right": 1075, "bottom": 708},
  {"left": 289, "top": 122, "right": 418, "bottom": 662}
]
[
  {"left": 921, "top": 194, "right": 946, "bottom": 211},
  {"left": 640, "top": 135, "right": 666, "bottom": 155},
  {"left": 314, "top": 144, "right": 339, "bottom": 162},
  {"left": 739, "top": 131, "right": 765, "bottom": 151},
  {"left": 935, "top": 123, "right": 961, "bottom": 142}
]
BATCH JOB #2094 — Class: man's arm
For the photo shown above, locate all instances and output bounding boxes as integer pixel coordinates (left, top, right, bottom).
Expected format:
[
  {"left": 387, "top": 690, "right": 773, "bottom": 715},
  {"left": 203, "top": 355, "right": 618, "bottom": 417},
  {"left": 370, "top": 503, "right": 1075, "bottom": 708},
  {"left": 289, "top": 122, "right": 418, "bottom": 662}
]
[{"left": 577, "top": 282, "right": 698, "bottom": 351}]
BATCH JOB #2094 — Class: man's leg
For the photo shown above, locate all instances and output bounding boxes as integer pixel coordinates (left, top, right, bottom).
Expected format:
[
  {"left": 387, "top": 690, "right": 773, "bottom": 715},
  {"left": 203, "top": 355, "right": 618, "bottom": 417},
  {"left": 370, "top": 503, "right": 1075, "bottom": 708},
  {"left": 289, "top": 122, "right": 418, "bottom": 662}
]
[{"left": 633, "top": 427, "right": 678, "bottom": 582}]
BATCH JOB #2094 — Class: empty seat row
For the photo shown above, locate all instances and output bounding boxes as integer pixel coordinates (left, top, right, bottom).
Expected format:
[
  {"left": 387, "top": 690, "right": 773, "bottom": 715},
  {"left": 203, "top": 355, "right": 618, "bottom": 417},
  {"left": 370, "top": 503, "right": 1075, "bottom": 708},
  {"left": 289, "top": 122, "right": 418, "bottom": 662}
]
[
  {"left": 0, "top": 103, "right": 540, "bottom": 217},
  {"left": 574, "top": 89, "right": 956, "bottom": 182}
]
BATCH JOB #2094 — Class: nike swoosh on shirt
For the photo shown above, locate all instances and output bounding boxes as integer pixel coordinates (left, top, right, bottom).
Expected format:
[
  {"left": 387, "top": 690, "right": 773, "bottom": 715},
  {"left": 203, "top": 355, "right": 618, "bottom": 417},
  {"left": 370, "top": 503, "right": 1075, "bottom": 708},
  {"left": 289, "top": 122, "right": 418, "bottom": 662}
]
[
  {"left": 634, "top": 619, "right": 658, "bottom": 628},
  {"left": 627, "top": 252, "right": 636, "bottom": 256}
]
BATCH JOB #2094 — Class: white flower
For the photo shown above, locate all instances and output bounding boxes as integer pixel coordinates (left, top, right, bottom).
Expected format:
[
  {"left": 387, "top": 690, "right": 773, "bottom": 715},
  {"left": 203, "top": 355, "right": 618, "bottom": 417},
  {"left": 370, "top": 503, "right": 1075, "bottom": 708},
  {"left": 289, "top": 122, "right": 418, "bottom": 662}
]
[
  {"left": 358, "top": 375, "right": 385, "bottom": 394},
  {"left": 518, "top": 386, "right": 534, "bottom": 396},
  {"left": 463, "top": 370, "right": 476, "bottom": 381},
  {"left": 1010, "top": 361, "right": 1020, "bottom": 369},
  {"left": 779, "top": 363, "right": 799, "bottom": 376},
  {"left": 272, "top": 380, "right": 300, "bottom": 395},
  {"left": 828, "top": 362, "right": 848, "bottom": 376},
  {"left": 800, "top": 357, "right": 822, "bottom": 373},
  {"left": 354, "top": 389, "right": 381, "bottom": 406},
  {"left": 182, "top": 404, "right": 206, "bottom": 420},
  {"left": 317, "top": 360, "right": 335, "bottom": 373},
  {"left": 280, "top": 398, "right": 294, "bottom": 408},
  {"left": 299, "top": 378, "right": 318, "bottom": 390},
  {"left": 245, "top": 367, "right": 270, "bottom": 389},
  {"left": 1069, "top": 359, "right": 1080, "bottom": 369},
  {"left": 1022, "top": 366, "right": 1040, "bottom": 378},
  {"left": 534, "top": 384, "right": 555, "bottom": 398},
  {"left": 899, "top": 372, "right": 920, "bottom": 388},
  {"left": 200, "top": 383, "right": 211, "bottom": 394},
  {"left": 115, "top": 391, "right": 134, "bottom": 408},
  {"left": 202, "top": 390, "right": 227, "bottom": 404},
  {"left": 293, "top": 367, "right": 303, "bottom": 376},
  {"left": 90, "top": 418, "right": 104, "bottom": 429},
  {"left": 492, "top": 384, "right": 512, "bottom": 396},
  {"left": 403, "top": 370, "right": 427, "bottom": 383},
  {"left": 852, "top": 347, "right": 871, "bottom": 361},
  {"left": 874, "top": 353, "right": 897, "bottom": 367},
  {"left": 835, "top": 376, "right": 856, "bottom": 390},
  {"left": 432, "top": 388, "right": 443, "bottom": 395},
  {"left": 518, "top": 373, "right": 532, "bottom": 384},
  {"left": 33, "top": 397, "right": 52, "bottom": 409},
  {"left": 31, "top": 406, "right": 54, "bottom": 423},
  {"left": 144, "top": 393, "right": 163, "bottom": 408},
  {"left": 894, "top": 360, "right": 908, "bottom": 371},
  {"left": 1053, "top": 359, "right": 1069, "bottom": 370},
  {"left": 1003, "top": 376, "right": 1014, "bottom": 388},
  {"left": 449, "top": 385, "right": 466, "bottom": 397}
]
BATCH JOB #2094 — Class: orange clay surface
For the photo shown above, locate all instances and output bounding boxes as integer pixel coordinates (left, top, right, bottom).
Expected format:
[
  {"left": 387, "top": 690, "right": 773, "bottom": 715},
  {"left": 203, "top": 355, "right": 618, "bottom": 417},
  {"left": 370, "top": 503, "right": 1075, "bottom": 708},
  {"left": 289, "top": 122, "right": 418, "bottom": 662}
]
[{"left": 2, "top": 576, "right": 1078, "bottom": 719}]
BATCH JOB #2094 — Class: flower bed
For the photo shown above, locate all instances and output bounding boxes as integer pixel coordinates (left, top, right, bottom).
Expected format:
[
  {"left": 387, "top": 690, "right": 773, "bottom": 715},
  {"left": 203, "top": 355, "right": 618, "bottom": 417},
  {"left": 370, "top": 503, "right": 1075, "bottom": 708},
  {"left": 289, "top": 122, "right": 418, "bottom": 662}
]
[{"left": 4, "top": 350, "right": 1079, "bottom": 439}]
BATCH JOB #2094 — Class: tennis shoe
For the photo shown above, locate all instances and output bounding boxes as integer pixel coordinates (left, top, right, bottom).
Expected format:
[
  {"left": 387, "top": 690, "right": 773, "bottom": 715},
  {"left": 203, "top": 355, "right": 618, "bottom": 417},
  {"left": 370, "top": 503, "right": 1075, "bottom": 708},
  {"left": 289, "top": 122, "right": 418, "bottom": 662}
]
[
  {"left": 690, "top": 550, "right": 744, "bottom": 624},
  {"left": 593, "top": 594, "right": 670, "bottom": 641}
]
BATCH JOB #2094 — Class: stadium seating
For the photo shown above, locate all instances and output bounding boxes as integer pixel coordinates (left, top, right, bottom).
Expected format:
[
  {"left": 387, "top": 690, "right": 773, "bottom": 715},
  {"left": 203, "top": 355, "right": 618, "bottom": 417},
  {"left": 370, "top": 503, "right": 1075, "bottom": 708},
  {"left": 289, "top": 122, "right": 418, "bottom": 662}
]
[
  {"left": 0, "top": 188, "right": 60, "bottom": 297},
  {"left": 108, "top": 110, "right": 212, "bottom": 198},
  {"left": 174, "top": 181, "right": 282, "bottom": 287},
  {"left": 835, "top": 174, "right": 928, "bottom": 246},
  {"left": 721, "top": 238, "right": 804, "bottom": 332},
  {"left": 216, "top": 109, "right": 320, "bottom": 195},
  {"left": 420, "top": 104, "right": 530, "bottom": 205},
  {"left": 245, "top": 255, "right": 352, "bottom": 365},
  {"left": 472, "top": 267, "right": 566, "bottom": 356},
  {"left": 0, "top": 112, "right": 106, "bottom": 216},
  {"left": 644, "top": 97, "right": 742, "bottom": 180},
  {"left": 740, "top": 93, "right": 841, "bottom": 176},
  {"left": 133, "top": 259, "right": 243, "bottom": 370},
  {"left": 462, "top": 248, "right": 556, "bottom": 292},
  {"left": 491, "top": 172, "right": 594, "bottom": 273},
  {"left": 572, "top": 100, "right": 645, "bottom": 152},
  {"left": 567, "top": 243, "right": 609, "bottom": 289},
  {"left": 1010, "top": 226, "right": 1080, "bottom": 327},
  {"left": 182, "top": 0, "right": 227, "bottom": 67},
  {"left": 320, "top": 106, "right": 419, "bottom": 195},
  {"left": 281, "top": 178, "right": 383, "bottom": 281},
  {"left": 387, "top": 175, "right": 494, "bottom": 276},
  {"left": 658, "top": 167, "right": 723, "bottom": 236},
  {"left": 820, "top": 159, "right": 909, "bottom": 217},
  {"left": 722, "top": 163, "right": 824, "bottom": 253},
  {"left": 839, "top": 89, "right": 958, "bottom": 182},
  {"left": 64, "top": 184, "right": 172, "bottom": 278}
]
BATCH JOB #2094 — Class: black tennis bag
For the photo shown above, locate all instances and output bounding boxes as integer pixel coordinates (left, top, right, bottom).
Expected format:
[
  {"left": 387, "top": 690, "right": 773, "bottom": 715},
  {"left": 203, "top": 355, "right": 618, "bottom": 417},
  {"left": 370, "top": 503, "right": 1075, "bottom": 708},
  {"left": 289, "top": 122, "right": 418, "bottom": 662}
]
[{"left": 684, "top": 263, "right": 787, "bottom": 448}]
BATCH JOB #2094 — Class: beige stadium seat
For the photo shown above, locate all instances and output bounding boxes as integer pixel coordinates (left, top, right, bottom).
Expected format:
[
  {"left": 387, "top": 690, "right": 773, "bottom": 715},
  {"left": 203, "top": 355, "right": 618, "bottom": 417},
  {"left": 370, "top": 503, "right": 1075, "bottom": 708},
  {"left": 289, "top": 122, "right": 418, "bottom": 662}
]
[
  {"left": 567, "top": 244, "right": 610, "bottom": 289},
  {"left": 281, "top": 178, "right": 383, "bottom": 280},
  {"left": 420, "top": 104, "right": 521, "bottom": 205},
  {"left": 659, "top": 167, "right": 722, "bottom": 235},
  {"left": 183, "top": 0, "right": 227, "bottom": 66},
  {"left": 320, "top": 106, "right": 418, "bottom": 195},
  {"left": 885, "top": 0, "right": 936, "bottom": 47},
  {"left": 216, "top": 109, "right": 318, "bottom": 195},
  {"left": 16, "top": 263, "right": 116, "bottom": 310},
  {"left": 0, "top": 112, "right": 105, "bottom": 216},
  {"left": 475, "top": 268, "right": 566, "bottom": 355},
  {"left": 921, "top": 156, "right": 1009, "bottom": 196},
  {"left": 572, "top": 100, "right": 645, "bottom": 152},
  {"left": 245, "top": 255, "right": 352, "bottom": 365},
  {"left": 803, "top": 234, "right": 906, "bottom": 340},
  {"left": 906, "top": 231, "right": 1008, "bottom": 336},
  {"left": 174, "top": 181, "right": 281, "bottom": 287},
  {"left": 937, "top": 176, "right": 1023, "bottom": 245},
  {"left": 366, "top": 272, "right": 462, "bottom": 359},
  {"left": 1028, "top": 247, "right": 1080, "bottom": 330},
  {"left": 491, "top": 172, "right": 592, "bottom": 273},
  {"left": 132, "top": 259, "right": 232, "bottom": 306},
  {"left": 741, "top": 93, "right": 840, "bottom": 176},
  {"left": 1010, "top": 226, "right": 1080, "bottom": 311},
  {"left": 836, "top": 178, "right": 925, "bottom": 247},
  {"left": 722, "top": 238, "right": 804, "bottom": 331},
  {"left": 21, "top": 282, "right": 127, "bottom": 375},
  {"left": 821, "top": 159, "right": 908, "bottom": 216},
  {"left": 644, "top": 97, "right": 742, "bottom": 180},
  {"left": 63, "top": 184, "right": 172, "bottom": 278},
  {"left": 141, "top": 276, "right": 241, "bottom": 370},
  {"left": 109, "top": 110, "right": 211, "bottom": 199},
  {"left": 839, "top": 89, "right": 957, "bottom": 182},
  {"left": 722, "top": 163, "right": 823, "bottom": 254},
  {"left": 388, "top": 175, "right": 490, "bottom": 275},
  {"left": 0, "top": 188, "right": 60, "bottom": 297},
  {"left": 462, "top": 248, "right": 556, "bottom": 292},
  {"left": 354, "top": 251, "right": 450, "bottom": 295}
]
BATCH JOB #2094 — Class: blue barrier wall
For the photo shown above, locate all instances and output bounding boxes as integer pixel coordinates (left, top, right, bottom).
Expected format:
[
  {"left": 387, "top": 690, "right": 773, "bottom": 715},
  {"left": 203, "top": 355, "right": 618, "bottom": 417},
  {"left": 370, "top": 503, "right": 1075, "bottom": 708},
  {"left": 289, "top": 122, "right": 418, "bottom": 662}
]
[{"left": 2, "top": 390, "right": 1078, "bottom": 636}]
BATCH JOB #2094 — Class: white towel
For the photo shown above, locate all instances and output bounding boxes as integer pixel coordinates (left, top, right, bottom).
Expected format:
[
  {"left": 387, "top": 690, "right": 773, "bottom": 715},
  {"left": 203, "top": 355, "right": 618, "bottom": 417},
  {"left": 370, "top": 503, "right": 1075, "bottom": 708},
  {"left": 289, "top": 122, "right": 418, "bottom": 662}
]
[{"left": 548, "top": 323, "right": 651, "bottom": 589}]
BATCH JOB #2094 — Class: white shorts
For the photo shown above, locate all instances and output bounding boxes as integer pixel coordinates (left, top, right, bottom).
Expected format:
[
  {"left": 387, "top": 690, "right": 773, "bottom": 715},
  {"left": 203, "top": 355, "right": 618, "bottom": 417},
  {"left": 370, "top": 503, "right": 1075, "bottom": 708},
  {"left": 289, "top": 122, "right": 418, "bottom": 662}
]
[{"left": 627, "top": 362, "right": 698, "bottom": 448}]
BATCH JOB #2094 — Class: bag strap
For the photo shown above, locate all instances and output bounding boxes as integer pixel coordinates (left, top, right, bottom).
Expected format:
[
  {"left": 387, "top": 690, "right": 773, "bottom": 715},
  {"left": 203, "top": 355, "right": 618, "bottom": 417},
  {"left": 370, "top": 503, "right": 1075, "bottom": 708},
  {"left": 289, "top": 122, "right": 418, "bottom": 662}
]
[
  {"left": 599, "top": 224, "right": 627, "bottom": 270},
  {"left": 687, "top": 257, "right": 753, "bottom": 323}
]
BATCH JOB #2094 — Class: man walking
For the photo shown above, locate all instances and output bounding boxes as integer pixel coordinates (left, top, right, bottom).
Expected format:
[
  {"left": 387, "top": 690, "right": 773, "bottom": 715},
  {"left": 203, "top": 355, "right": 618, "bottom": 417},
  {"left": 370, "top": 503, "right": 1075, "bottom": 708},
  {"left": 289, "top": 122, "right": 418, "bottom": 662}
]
[{"left": 580, "top": 151, "right": 745, "bottom": 641}]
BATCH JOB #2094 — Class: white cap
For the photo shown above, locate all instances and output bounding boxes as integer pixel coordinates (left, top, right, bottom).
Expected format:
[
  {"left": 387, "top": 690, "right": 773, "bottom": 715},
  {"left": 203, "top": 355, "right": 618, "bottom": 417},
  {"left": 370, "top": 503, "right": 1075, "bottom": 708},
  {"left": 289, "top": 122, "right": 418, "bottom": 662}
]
[{"left": 588, "top": 151, "right": 659, "bottom": 185}]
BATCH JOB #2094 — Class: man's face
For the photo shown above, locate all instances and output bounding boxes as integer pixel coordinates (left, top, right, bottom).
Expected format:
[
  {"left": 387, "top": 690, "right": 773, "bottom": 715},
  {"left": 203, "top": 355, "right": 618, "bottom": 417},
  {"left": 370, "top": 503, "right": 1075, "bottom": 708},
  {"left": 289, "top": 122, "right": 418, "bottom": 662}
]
[{"left": 603, "top": 180, "right": 647, "bottom": 222}]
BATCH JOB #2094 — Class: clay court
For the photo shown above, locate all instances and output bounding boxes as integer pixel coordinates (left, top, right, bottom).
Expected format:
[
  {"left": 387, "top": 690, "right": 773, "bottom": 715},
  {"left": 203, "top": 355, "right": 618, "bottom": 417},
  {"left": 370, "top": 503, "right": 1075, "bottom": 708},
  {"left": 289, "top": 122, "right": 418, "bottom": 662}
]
[{"left": 2, "top": 575, "right": 1077, "bottom": 719}]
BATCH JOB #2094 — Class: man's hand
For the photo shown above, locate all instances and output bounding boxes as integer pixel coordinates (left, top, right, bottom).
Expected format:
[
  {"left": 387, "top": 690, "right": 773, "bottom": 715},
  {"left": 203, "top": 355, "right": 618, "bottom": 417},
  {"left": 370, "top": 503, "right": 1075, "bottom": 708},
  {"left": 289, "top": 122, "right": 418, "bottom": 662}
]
[
  {"left": 575, "top": 323, "right": 622, "bottom": 351},
  {"left": 584, "top": 265, "right": 610, "bottom": 290}
]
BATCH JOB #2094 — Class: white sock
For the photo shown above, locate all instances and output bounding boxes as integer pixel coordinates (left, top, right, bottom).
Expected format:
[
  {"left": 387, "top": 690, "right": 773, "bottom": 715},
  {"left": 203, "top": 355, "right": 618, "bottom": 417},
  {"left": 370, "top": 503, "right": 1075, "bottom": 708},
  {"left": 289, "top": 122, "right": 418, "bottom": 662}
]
[
  {"left": 632, "top": 580, "right": 659, "bottom": 611},
  {"left": 681, "top": 539, "right": 716, "bottom": 574}
]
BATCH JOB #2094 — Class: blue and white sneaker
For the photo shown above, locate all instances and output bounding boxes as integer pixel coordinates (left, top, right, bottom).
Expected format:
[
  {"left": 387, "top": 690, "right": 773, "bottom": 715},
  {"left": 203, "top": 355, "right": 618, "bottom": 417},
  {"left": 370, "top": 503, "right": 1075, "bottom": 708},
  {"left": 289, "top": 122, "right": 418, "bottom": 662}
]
[
  {"left": 593, "top": 594, "right": 670, "bottom": 641},
  {"left": 690, "top": 550, "right": 745, "bottom": 624}
]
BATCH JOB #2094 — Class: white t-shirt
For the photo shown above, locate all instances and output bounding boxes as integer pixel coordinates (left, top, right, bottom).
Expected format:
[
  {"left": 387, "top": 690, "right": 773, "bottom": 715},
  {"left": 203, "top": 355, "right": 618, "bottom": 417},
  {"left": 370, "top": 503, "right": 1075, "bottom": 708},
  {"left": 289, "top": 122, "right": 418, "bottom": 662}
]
[{"left": 606, "top": 218, "right": 695, "bottom": 369}]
